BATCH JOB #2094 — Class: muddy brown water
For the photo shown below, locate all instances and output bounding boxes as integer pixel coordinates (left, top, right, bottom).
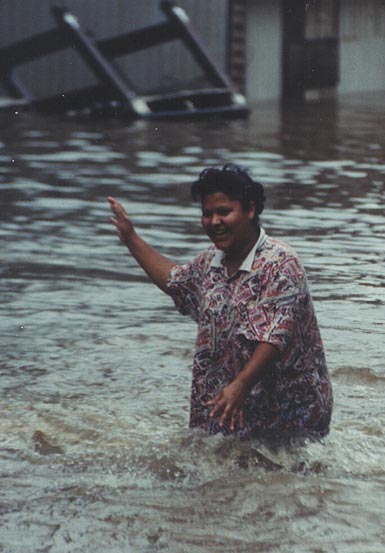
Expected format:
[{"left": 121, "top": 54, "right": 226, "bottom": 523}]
[{"left": 1, "top": 93, "right": 385, "bottom": 552}]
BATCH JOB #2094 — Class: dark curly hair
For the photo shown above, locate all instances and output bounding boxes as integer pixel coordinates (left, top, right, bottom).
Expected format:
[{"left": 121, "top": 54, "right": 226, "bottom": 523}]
[{"left": 191, "top": 163, "right": 265, "bottom": 225}]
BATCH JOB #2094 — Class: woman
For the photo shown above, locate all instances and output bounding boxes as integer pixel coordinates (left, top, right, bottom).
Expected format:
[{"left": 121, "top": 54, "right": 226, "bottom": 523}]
[{"left": 108, "top": 163, "right": 333, "bottom": 441}]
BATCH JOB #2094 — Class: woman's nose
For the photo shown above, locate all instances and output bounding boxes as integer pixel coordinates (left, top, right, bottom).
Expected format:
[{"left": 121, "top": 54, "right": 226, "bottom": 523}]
[{"left": 210, "top": 213, "right": 221, "bottom": 226}]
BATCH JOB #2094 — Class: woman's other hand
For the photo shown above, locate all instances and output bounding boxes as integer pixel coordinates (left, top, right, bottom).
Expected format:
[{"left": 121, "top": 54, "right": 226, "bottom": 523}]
[
  {"left": 108, "top": 196, "right": 135, "bottom": 245},
  {"left": 206, "top": 342, "right": 280, "bottom": 432},
  {"left": 207, "top": 378, "right": 249, "bottom": 431}
]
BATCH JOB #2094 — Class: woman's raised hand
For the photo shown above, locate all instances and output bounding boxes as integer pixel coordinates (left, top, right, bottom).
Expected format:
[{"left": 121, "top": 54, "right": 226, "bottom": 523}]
[
  {"left": 107, "top": 196, "right": 174, "bottom": 294},
  {"left": 108, "top": 197, "right": 135, "bottom": 245}
]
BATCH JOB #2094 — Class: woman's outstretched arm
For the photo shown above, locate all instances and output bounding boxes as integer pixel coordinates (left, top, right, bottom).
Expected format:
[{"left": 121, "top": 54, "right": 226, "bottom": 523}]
[{"left": 108, "top": 197, "right": 175, "bottom": 294}]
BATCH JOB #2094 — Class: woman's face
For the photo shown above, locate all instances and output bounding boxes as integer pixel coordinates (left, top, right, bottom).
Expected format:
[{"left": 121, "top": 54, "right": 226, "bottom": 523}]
[{"left": 201, "top": 192, "right": 257, "bottom": 254}]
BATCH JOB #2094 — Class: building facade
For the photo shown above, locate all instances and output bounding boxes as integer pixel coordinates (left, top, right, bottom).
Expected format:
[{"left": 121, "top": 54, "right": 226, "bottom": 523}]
[
  {"left": 1, "top": 0, "right": 384, "bottom": 104},
  {"left": 229, "top": 0, "right": 385, "bottom": 102}
]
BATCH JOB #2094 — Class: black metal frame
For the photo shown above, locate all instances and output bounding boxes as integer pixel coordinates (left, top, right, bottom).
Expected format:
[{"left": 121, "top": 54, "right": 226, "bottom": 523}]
[{"left": 0, "top": 1, "right": 249, "bottom": 119}]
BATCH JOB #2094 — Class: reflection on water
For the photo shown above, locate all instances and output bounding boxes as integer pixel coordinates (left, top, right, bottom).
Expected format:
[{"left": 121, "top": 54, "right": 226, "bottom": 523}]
[{"left": 1, "top": 94, "right": 385, "bottom": 552}]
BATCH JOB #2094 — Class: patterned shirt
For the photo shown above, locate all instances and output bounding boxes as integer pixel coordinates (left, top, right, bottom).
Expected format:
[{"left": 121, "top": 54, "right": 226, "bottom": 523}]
[{"left": 167, "top": 230, "right": 333, "bottom": 439}]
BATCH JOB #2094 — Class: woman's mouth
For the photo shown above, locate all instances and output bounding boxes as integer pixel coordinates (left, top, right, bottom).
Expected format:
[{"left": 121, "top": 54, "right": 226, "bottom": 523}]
[{"left": 209, "top": 229, "right": 229, "bottom": 241}]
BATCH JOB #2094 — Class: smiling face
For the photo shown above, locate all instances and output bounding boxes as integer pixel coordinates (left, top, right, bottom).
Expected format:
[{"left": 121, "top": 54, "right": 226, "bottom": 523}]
[{"left": 201, "top": 192, "right": 258, "bottom": 256}]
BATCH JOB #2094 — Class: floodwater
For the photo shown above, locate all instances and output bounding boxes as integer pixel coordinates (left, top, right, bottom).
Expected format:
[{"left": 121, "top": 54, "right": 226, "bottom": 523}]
[{"left": 1, "top": 93, "right": 385, "bottom": 552}]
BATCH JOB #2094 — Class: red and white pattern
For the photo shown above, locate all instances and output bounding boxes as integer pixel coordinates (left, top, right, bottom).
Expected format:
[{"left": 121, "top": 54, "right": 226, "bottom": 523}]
[{"left": 168, "top": 234, "right": 333, "bottom": 440}]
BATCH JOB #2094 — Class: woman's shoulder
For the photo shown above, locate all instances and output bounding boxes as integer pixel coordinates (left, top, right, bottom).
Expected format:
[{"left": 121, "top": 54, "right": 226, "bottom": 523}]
[
  {"left": 169, "top": 245, "right": 216, "bottom": 288},
  {"left": 266, "top": 235, "right": 299, "bottom": 257},
  {"left": 192, "top": 244, "right": 217, "bottom": 265},
  {"left": 177, "top": 244, "right": 217, "bottom": 276},
  {"left": 252, "top": 234, "right": 305, "bottom": 275}
]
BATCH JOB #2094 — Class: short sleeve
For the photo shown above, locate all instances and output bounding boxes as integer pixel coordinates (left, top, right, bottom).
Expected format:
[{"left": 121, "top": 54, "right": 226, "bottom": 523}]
[
  {"left": 167, "top": 250, "right": 209, "bottom": 323},
  {"left": 238, "top": 257, "right": 307, "bottom": 352}
]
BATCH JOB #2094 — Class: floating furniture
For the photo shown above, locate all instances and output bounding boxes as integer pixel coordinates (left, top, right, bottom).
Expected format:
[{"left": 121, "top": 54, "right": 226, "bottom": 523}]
[{"left": 0, "top": 1, "right": 249, "bottom": 119}]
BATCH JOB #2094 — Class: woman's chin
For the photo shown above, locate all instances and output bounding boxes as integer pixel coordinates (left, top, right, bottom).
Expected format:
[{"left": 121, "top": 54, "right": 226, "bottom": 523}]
[{"left": 212, "top": 239, "right": 230, "bottom": 251}]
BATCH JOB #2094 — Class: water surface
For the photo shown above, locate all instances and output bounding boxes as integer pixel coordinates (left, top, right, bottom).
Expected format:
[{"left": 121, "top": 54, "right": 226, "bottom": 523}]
[{"left": 1, "top": 94, "right": 385, "bottom": 552}]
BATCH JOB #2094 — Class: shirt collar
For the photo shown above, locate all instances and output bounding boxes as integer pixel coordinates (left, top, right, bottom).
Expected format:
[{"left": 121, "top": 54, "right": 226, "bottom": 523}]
[{"left": 211, "top": 227, "right": 266, "bottom": 272}]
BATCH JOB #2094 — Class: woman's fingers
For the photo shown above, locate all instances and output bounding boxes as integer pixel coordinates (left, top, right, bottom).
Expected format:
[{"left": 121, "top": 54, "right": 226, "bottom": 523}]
[
  {"left": 230, "top": 409, "right": 244, "bottom": 431},
  {"left": 108, "top": 197, "right": 125, "bottom": 218},
  {"left": 230, "top": 410, "right": 237, "bottom": 431},
  {"left": 108, "top": 198, "right": 135, "bottom": 245},
  {"left": 207, "top": 392, "right": 244, "bottom": 430},
  {"left": 207, "top": 394, "right": 225, "bottom": 419},
  {"left": 107, "top": 196, "right": 117, "bottom": 210},
  {"left": 219, "top": 405, "right": 243, "bottom": 429},
  {"left": 207, "top": 394, "right": 224, "bottom": 418},
  {"left": 219, "top": 406, "right": 230, "bottom": 428}
]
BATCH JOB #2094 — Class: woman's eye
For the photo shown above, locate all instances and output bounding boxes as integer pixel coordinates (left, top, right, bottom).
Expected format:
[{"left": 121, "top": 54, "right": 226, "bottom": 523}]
[{"left": 202, "top": 208, "right": 231, "bottom": 217}]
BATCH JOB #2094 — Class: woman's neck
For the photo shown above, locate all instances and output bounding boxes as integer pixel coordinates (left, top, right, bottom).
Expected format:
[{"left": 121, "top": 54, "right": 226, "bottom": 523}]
[{"left": 224, "top": 228, "right": 260, "bottom": 276}]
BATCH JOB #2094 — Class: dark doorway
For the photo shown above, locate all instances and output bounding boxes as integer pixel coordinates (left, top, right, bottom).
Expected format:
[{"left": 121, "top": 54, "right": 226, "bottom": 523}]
[{"left": 282, "top": 0, "right": 340, "bottom": 103}]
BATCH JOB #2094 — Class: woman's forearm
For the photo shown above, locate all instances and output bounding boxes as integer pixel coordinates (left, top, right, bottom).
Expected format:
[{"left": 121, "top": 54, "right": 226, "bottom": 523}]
[
  {"left": 236, "top": 342, "right": 280, "bottom": 390},
  {"left": 124, "top": 230, "right": 174, "bottom": 294},
  {"left": 108, "top": 196, "right": 175, "bottom": 294}
]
